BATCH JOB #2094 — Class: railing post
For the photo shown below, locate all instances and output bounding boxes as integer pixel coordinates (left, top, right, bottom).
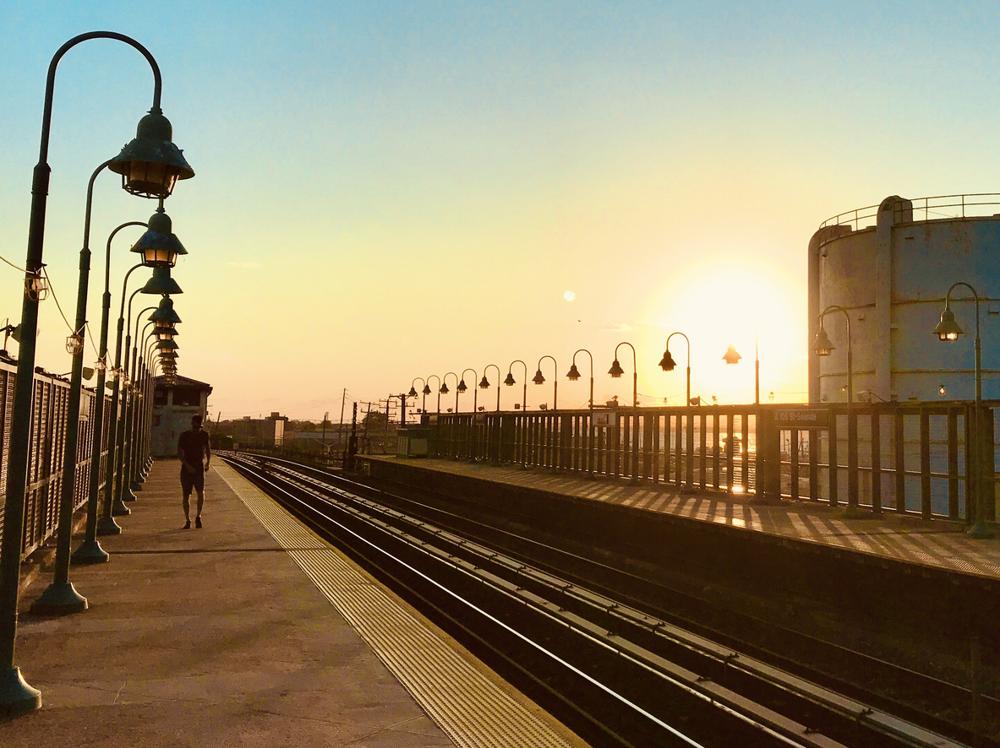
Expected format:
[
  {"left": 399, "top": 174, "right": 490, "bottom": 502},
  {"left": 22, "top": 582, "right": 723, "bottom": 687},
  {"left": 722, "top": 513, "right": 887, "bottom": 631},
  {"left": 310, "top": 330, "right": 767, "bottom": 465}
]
[{"left": 752, "top": 407, "right": 782, "bottom": 504}]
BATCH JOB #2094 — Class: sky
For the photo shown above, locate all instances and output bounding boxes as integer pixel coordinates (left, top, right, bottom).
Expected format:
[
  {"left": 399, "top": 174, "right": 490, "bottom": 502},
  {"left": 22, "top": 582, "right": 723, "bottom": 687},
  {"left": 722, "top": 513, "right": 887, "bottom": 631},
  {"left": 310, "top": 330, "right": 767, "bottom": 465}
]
[{"left": 1, "top": 1, "right": 999, "bottom": 419}]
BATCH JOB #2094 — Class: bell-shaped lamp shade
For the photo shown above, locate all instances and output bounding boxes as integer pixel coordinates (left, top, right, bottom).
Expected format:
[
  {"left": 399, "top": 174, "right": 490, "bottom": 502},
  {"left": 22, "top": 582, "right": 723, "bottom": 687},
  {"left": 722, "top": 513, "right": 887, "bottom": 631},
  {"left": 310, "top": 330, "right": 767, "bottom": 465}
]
[
  {"left": 141, "top": 266, "right": 183, "bottom": 295},
  {"left": 439, "top": 382, "right": 449, "bottom": 394},
  {"left": 457, "top": 379, "right": 468, "bottom": 393},
  {"left": 108, "top": 110, "right": 195, "bottom": 198},
  {"left": 659, "top": 349, "right": 677, "bottom": 372},
  {"left": 608, "top": 359, "right": 625, "bottom": 378},
  {"left": 504, "top": 372, "right": 516, "bottom": 387},
  {"left": 149, "top": 296, "right": 182, "bottom": 325},
  {"left": 422, "top": 384, "right": 432, "bottom": 395},
  {"left": 722, "top": 345, "right": 742, "bottom": 365},
  {"left": 566, "top": 363, "right": 581, "bottom": 381},
  {"left": 131, "top": 208, "right": 187, "bottom": 267},
  {"left": 933, "top": 307, "right": 963, "bottom": 342},
  {"left": 813, "top": 327, "right": 835, "bottom": 356},
  {"left": 157, "top": 325, "right": 179, "bottom": 341},
  {"left": 478, "top": 375, "right": 491, "bottom": 389},
  {"left": 157, "top": 338, "right": 179, "bottom": 352},
  {"left": 408, "top": 386, "right": 418, "bottom": 397},
  {"left": 532, "top": 369, "right": 545, "bottom": 385}
]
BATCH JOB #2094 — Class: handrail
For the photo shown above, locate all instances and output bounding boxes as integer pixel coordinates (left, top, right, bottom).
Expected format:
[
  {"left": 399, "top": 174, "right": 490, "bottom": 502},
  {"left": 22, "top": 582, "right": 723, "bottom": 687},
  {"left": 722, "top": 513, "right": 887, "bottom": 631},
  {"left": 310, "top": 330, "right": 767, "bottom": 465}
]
[{"left": 819, "top": 192, "right": 1000, "bottom": 231}]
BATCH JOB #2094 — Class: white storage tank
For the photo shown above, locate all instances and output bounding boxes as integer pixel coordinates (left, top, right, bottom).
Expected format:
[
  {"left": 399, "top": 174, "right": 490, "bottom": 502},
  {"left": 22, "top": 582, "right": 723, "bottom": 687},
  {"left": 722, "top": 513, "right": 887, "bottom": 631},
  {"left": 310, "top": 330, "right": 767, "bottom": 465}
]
[{"left": 808, "top": 195, "right": 1000, "bottom": 404}]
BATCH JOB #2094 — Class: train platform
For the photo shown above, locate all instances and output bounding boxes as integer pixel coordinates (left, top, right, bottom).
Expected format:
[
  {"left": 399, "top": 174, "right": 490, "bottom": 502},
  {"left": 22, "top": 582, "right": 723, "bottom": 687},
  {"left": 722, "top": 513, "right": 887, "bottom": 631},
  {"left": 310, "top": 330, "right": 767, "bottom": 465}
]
[
  {"left": 1, "top": 460, "right": 579, "bottom": 747},
  {"left": 360, "top": 455, "right": 1000, "bottom": 583}
]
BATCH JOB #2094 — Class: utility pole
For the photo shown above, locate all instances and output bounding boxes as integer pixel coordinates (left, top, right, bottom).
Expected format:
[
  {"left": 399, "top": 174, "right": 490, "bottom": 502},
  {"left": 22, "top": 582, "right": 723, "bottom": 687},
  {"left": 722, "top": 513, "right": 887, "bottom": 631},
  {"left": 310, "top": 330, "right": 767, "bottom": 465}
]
[{"left": 321, "top": 410, "right": 329, "bottom": 446}]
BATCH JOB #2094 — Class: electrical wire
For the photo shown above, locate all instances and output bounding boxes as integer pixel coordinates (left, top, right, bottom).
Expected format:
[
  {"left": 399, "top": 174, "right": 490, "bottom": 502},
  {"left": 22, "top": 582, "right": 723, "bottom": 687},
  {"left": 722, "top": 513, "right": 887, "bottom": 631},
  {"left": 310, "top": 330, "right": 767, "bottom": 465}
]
[
  {"left": 0, "top": 254, "right": 26, "bottom": 273},
  {"left": 41, "top": 266, "right": 76, "bottom": 335}
]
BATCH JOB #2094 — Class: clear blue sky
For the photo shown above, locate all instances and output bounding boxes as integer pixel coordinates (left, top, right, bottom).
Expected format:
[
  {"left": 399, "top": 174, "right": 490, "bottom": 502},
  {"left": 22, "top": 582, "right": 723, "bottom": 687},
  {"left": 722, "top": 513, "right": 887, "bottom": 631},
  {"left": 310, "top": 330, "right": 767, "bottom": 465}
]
[{"left": 1, "top": 2, "right": 999, "bottom": 416}]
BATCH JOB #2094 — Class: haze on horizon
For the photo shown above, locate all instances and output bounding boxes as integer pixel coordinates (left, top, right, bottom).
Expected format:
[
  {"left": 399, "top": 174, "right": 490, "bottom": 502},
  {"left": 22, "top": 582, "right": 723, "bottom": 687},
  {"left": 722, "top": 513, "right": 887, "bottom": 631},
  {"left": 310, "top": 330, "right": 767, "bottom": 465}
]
[{"left": 1, "top": 1, "right": 998, "bottom": 419}]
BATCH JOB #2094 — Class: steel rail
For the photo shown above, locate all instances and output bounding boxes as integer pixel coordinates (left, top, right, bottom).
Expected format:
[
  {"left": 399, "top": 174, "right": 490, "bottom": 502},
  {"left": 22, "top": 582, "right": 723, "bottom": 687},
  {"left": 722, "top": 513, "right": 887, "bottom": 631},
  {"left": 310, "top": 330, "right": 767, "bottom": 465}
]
[{"left": 222, "top": 452, "right": 967, "bottom": 747}]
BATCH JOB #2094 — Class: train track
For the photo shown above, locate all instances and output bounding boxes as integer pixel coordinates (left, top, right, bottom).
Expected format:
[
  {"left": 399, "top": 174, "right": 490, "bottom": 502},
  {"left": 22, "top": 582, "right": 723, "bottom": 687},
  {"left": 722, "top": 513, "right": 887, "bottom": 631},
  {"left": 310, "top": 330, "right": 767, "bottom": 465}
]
[{"left": 221, "top": 451, "right": 968, "bottom": 747}]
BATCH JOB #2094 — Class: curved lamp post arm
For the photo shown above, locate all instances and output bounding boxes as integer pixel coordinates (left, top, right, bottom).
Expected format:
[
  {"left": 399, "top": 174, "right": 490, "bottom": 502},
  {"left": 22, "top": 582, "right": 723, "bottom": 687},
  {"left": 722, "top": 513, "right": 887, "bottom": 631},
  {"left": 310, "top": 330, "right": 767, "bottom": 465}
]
[
  {"left": 38, "top": 32, "right": 162, "bottom": 163},
  {"left": 819, "top": 305, "right": 853, "bottom": 405},
  {"left": 666, "top": 331, "right": 692, "bottom": 405},
  {"left": 442, "top": 371, "right": 459, "bottom": 413},
  {"left": 426, "top": 374, "right": 442, "bottom": 413},
  {"left": 482, "top": 364, "right": 501, "bottom": 411},
  {"left": 572, "top": 348, "right": 594, "bottom": 409},
  {"left": 508, "top": 359, "right": 527, "bottom": 411},
  {"left": 615, "top": 341, "right": 638, "bottom": 407},
  {"left": 944, "top": 282, "right": 982, "bottom": 401},
  {"left": 461, "top": 368, "right": 478, "bottom": 412},
  {"left": 537, "top": 354, "right": 558, "bottom": 411}
]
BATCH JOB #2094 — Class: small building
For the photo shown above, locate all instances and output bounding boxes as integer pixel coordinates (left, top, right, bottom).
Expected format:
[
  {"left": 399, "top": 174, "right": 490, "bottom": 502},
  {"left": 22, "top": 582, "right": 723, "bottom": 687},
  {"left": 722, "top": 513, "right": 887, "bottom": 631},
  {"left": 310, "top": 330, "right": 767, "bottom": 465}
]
[
  {"left": 151, "top": 375, "right": 213, "bottom": 457},
  {"left": 230, "top": 412, "right": 287, "bottom": 449}
]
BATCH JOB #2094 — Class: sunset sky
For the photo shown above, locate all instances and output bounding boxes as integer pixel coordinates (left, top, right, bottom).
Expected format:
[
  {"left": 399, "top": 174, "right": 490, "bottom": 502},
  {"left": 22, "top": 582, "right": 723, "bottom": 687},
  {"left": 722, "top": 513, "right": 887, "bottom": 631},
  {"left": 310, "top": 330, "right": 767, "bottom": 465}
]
[{"left": 1, "top": 2, "right": 998, "bottom": 418}]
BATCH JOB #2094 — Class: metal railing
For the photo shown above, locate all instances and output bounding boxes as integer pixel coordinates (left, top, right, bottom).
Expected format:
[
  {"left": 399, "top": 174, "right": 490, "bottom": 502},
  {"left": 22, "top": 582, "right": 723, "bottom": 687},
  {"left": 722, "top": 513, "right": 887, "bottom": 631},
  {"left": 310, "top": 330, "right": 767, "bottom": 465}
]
[
  {"left": 0, "top": 359, "right": 112, "bottom": 564},
  {"left": 819, "top": 193, "right": 1000, "bottom": 232},
  {"left": 422, "top": 402, "right": 997, "bottom": 523}
]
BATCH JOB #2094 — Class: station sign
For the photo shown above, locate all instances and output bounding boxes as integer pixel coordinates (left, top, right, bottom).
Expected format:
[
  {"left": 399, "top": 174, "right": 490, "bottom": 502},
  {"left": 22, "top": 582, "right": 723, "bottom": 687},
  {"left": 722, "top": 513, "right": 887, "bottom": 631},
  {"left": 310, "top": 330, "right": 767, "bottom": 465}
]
[
  {"left": 592, "top": 411, "right": 615, "bottom": 428},
  {"left": 774, "top": 409, "right": 829, "bottom": 429}
]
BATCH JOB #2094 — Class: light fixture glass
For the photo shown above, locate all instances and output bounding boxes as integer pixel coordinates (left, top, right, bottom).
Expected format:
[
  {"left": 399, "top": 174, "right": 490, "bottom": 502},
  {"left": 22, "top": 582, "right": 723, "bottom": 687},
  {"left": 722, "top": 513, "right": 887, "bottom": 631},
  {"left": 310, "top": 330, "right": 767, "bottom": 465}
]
[
  {"left": 933, "top": 307, "right": 963, "bottom": 341},
  {"left": 108, "top": 110, "right": 195, "bottom": 198},
  {"left": 813, "top": 327, "right": 834, "bottom": 356}
]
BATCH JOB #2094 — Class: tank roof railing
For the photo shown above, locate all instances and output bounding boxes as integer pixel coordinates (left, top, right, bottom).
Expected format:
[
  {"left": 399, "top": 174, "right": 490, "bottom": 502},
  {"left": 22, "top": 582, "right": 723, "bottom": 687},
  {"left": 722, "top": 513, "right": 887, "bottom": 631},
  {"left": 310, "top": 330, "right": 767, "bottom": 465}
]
[{"left": 819, "top": 193, "right": 1000, "bottom": 232}]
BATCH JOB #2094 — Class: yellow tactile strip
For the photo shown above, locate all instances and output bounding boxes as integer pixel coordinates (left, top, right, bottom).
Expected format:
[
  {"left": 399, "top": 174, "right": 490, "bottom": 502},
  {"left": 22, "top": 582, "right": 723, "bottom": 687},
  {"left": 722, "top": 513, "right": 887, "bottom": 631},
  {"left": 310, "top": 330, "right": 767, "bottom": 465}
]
[{"left": 215, "top": 462, "right": 578, "bottom": 748}]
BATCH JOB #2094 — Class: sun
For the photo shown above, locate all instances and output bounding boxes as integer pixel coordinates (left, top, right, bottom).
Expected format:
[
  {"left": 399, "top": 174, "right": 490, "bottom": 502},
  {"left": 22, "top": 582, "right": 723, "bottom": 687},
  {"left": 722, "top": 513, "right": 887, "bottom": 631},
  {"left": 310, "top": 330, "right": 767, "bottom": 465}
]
[{"left": 563, "top": 290, "right": 576, "bottom": 302}]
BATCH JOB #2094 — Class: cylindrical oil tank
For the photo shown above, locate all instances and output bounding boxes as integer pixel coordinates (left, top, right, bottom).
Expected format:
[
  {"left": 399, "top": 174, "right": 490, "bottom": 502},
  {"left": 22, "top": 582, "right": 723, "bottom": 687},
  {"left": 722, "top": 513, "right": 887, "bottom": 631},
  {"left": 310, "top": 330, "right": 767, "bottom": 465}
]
[{"left": 808, "top": 195, "right": 1000, "bottom": 404}]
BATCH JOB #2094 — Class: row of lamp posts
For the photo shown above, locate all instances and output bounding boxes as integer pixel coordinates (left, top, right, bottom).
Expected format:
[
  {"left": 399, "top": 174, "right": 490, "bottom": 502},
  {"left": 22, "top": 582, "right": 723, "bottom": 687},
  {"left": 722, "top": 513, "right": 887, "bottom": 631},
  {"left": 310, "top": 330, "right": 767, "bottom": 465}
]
[
  {"left": 405, "top": 333, "right": 749, "bottom": 414},
  {"left": 0, "top": 32, "right": 195, "bottom": 716}
]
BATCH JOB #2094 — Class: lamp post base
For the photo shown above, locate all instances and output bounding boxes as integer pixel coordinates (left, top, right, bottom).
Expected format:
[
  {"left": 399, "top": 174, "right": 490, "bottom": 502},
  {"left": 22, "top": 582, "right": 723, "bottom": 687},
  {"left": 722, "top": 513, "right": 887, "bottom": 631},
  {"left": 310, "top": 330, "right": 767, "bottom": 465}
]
[
  {"left": 0, "top": 667, "right": 41, "bottom": 717},
  {"left": 30, "top": 581, "right": 88, "bottom": 615},
  {"left": 72, "top": 539, "right": 110, "bottom": 565},
  {"left": 112, "top": 497, "right": 132, "bottom": 515},
  {"left": 96, "top": 516, "right": 123, "bottom": 536},
  {"left": 966, "top": 521, "right": 995, "bottom": 539}
]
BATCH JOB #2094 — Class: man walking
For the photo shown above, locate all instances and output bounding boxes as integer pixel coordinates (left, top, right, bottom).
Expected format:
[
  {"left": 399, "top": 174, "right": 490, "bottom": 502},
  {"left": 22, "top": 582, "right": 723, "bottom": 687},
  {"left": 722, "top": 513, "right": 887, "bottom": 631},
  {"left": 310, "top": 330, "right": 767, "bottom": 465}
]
[{"left": 178, "top": 414, "right": 211, "bottom": 528}]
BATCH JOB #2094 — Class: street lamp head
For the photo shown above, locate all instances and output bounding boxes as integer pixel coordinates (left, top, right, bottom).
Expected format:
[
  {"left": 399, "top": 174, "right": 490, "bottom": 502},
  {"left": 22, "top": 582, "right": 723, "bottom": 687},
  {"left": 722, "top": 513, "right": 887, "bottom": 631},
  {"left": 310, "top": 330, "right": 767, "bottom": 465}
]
[
  {"left": 658, "top": 349, "right": 677, "bottom": 372},
  {"left": 813, "top": 326, "right": 835, "bottom": 357},
  {"left": 108, "top": 110, "right": 195, "bottom": 198},
  {"left": 141, "top": 266, "right": 183, "bottom": 295},
  {"left": 722, "top": 345, "right": 742, "bottom": 365},
  {"left": 457, "top": 379, "right": 468, "bottom": 393},
  {"left": 439, "top": 382, "right": 449, "bottom": 394},
  {"left": 933, "top": 307, "right": 963, "bottom": 341},
  {"left": 422, "top": 384, "right": 432, "bottom": 395},
  {"left": 608, "top": 359, "right": 625, "bottom": 378},
  {"left": 131, "top": 207, "right": 186, "bottom": 267},
  {"left": 407, "top": 386, "right": 418, "bottom": 397},
  {"left": 478, "top": 375, "right": 491, "bottom": 389},
  {"left": 566, "top": 363, "right": 581, "bottom": 381},
  {"left": 157, "top": 338, "right": 179, "bottom": 352},
  {"left": 503, "top": 372, "right": 516, "bottom": 387},
  {"left": 532, "top": 369, "right": 545, "bottom": 385},
  {"left": 156, "top": 325, "right": 178, "bottom": 340},
  {"left": 149, "top": 295, "right": 182, "bottom": 324}
]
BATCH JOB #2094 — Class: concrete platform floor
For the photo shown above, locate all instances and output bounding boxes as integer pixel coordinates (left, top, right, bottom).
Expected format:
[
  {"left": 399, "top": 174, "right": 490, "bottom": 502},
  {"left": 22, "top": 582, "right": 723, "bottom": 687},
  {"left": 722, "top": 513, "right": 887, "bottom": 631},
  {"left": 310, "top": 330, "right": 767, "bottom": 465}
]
[{"left": 0, "top": 460, "right": 454, "bottom": 747}]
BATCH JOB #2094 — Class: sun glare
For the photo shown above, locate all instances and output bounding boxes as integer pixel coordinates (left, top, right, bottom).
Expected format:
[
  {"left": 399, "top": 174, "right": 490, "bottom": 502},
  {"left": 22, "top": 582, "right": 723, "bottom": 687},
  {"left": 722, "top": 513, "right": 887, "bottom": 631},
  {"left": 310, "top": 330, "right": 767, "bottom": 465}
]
[{"left": 563, "top": 290, "right": 576, "bottom": 302}]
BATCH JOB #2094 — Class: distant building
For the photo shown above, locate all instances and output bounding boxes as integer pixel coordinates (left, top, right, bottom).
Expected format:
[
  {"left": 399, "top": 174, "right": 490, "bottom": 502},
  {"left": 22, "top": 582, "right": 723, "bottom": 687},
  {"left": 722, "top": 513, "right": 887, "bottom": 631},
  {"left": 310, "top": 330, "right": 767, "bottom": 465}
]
[
  {"left": 151, "top": 375, "right": 213, "bottom": 457},
  {"left": 809, "top": 194, "right": 1000, "bottom": 403},
  {"left": 230, "top": 412, "right": 287, "bottom": 449}
]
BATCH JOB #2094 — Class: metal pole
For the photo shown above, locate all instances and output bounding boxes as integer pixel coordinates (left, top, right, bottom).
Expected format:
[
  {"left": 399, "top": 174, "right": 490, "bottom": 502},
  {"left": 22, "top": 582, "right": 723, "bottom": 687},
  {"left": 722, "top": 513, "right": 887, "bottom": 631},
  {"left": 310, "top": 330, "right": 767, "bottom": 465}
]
[
  {"left": 0, "top": 29, "right": 164, "bottom": 719},
  {"left": 755, "top": 338, "right": 760, "bottom": 406},
  {"left": 31, "top": 160, "right": 115, "bottom": 614}
]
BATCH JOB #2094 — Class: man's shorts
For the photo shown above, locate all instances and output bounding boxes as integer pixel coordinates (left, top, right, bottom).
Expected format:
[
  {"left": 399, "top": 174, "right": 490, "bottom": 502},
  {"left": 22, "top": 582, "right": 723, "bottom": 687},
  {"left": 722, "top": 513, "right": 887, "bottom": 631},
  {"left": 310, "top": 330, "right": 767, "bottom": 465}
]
[{"left": 180, "top": 466, "right": 205, "bottom": 495}]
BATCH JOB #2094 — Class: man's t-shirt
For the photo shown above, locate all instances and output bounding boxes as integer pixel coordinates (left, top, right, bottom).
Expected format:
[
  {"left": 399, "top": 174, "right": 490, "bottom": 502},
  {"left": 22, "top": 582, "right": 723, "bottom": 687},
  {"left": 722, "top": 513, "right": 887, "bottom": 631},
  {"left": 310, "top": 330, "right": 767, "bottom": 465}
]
[{"left": 178, "top": 429, "right": 210, "bottom": 470}]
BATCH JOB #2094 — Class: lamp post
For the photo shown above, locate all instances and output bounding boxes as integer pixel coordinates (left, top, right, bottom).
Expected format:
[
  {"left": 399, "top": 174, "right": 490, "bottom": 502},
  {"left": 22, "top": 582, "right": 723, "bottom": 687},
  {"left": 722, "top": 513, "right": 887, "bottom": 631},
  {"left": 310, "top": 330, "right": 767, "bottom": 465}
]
[
  {"left": 479, "top": 364, "right": 502, "bottom": 411},
  {"left": 426, "top": 375, "right": 442, "bottom": 413},
  {"left": 505, "top": 360, "right": 528, "bottom": 411},
  {"left": 459, "top": 368, "right": 478, "bottom": 413},
  {"left": 532, "top": 355, "right": 558, "bottom": 410},
  {"left": 609, "top": 341, "right": 638, "bottom": 407},
  {"left": 934, "top": 282, "right": 994, "bottom": 539},
  {"left": 567, "top": 348, "right": 594, "bottom": 474},
  {"left": 408, "top": 377, "right": 426, "bottom": 414},
  {"left": 660, "top": 332, "right": 692, "bottom": 406},
  {"left": 813, "top": 305, "right": 862, "bottom": 516},
  {"left": 0, "top": 29, "right": 194, "bottom": 718},
  {"left": 442, "top": 372, "right": 459, "bottom": 413},
  {"left": 723, "top": 338, "right": 760, "bottom": 404}
]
